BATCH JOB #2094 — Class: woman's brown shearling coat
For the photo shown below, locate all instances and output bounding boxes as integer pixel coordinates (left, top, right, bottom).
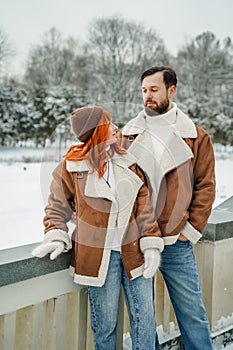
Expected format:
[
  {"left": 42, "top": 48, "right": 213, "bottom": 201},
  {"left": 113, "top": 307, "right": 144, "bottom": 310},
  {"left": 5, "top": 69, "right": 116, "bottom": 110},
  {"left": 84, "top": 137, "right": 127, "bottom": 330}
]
[{"left": 43, "top": 154, "right": 163, "bottom": 286}]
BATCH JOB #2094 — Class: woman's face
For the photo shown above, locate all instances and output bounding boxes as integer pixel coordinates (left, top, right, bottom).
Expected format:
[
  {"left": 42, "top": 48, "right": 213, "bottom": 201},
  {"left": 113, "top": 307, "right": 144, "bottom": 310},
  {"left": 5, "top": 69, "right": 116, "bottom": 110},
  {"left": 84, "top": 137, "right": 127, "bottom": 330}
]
[{"left": 106, "top": 121, "right": 118, "bottom": 145}]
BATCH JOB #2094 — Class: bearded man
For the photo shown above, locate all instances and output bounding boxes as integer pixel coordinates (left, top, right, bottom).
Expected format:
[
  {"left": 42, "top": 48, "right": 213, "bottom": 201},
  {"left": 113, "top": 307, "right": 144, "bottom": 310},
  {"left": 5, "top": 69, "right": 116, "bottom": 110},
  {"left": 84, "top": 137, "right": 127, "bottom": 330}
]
[{"left": 120, "top": 66, "right": 215, "bottom": 350}]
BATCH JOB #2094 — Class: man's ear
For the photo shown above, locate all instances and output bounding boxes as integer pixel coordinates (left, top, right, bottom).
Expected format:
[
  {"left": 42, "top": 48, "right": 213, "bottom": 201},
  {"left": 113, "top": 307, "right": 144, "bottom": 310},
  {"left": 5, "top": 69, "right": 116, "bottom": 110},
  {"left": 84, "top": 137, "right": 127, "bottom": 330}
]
[{"left": 168, "top": 85, "right": 176, "bottom": 98}]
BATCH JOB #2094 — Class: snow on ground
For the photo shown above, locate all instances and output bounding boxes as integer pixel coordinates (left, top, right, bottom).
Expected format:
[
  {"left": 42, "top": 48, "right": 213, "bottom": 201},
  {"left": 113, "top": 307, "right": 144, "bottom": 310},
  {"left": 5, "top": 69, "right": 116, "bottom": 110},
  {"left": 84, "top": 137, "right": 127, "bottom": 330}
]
[
  {"left": 0, "top": 162, "right": 44, "bottom": 249},
  {"left": 214, "top": 144, "right": 233, "bottom": 208},
  {"left": 214, "top": 157, "right": 233, "bottom": 208},
  {"left": 0, "top": 146, "right": 232, "bottom": 250}
]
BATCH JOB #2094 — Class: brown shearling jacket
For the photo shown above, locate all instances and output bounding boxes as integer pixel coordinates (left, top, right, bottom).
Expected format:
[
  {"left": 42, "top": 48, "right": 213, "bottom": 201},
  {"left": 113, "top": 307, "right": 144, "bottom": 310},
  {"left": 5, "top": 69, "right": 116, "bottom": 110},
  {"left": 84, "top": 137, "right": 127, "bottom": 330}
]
[
  {"left": 43, "top": 153, "right": 164, "bottom": 286},
  {"left": 119, "top": 107, "right": 216, "bottom": 245}
]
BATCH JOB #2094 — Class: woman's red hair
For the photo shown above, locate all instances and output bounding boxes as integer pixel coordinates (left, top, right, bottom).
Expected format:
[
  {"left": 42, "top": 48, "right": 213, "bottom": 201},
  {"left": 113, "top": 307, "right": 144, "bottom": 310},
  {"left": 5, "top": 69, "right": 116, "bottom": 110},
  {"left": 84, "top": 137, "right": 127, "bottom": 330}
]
[{"left": 64, "top": 110, "right": 126, "bottom": 177}]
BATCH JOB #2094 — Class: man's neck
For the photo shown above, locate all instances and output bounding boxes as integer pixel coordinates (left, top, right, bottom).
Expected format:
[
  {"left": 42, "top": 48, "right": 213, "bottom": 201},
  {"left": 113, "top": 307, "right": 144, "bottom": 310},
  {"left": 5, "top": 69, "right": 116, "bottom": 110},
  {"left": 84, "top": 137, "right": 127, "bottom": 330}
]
[{"left": 166, "top": 102, "right": 173, "bottom": 113}]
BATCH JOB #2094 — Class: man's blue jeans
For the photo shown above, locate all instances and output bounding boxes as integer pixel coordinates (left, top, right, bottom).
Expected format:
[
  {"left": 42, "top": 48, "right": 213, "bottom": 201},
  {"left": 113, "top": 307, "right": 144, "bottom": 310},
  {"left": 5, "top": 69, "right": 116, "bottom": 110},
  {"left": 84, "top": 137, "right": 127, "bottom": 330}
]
[
  {"left": 160, "top": 240, "right": 213, "bottom": 350},
  {"left": 88, "top": 250, "right": 157, "bottom": 350}
]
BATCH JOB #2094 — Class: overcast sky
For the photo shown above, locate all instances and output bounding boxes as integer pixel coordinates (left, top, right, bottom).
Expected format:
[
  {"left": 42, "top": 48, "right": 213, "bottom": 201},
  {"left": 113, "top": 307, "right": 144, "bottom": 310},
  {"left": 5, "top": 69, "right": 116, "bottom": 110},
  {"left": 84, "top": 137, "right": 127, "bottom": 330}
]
[{"left": 1, "top": 0, "right": 232, "bottom": 74}]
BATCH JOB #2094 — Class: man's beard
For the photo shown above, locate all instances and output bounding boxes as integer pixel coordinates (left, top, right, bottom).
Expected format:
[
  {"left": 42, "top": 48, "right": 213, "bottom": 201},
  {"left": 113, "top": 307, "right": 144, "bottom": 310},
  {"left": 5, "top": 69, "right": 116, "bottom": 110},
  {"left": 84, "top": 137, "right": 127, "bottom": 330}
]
[{"left": 144, "top": 97, "right": 170, "bottom": 116}]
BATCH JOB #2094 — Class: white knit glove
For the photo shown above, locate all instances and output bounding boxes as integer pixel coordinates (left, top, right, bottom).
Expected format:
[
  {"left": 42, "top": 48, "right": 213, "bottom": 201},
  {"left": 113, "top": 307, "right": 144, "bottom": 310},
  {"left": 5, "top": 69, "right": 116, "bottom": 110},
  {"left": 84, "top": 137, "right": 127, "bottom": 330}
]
[
  {"left": 143, "top": 248, "right": 160, "bottom": 279},
  {"left": 32, "top": 229, "right": 71, "bottom": 260},
  {"left": 32, "top": 241, "right": 65, "bottom": 260}
]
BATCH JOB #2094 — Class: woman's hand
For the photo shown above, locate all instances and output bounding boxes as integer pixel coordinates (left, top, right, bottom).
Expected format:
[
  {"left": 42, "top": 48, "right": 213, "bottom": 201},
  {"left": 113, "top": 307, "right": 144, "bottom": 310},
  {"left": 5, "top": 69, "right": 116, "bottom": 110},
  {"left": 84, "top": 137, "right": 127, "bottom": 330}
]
[
  {"left": 32, "top": 241, "right": 65, "bottom": 260},
  {"left": 143, "top": 248, "right": 160, "bottom": 279}
]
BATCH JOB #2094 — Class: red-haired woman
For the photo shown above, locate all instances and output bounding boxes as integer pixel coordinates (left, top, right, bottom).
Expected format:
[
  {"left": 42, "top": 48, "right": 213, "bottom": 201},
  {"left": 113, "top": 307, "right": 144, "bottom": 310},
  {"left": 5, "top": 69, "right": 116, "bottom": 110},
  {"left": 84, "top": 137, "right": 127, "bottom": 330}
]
[{"left": 33, "top": 106, "right": 164, "bottom": 349}]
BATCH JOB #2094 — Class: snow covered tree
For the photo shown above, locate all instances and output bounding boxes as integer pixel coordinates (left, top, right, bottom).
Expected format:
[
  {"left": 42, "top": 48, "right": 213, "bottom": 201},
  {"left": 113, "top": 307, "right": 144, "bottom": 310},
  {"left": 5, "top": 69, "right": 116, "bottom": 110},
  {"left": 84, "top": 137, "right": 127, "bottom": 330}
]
[
  {"left": 213, "top": 113, "right": 233, "bottom": 145},
  {"left": 0, "top": 82, "right": 16, "bottom": 145},
  {"left": 28, "top": 85, "right": 85, "bottom": 146},
  {"left": 0, "top": 80, "right": 34, "bottom": 146}
]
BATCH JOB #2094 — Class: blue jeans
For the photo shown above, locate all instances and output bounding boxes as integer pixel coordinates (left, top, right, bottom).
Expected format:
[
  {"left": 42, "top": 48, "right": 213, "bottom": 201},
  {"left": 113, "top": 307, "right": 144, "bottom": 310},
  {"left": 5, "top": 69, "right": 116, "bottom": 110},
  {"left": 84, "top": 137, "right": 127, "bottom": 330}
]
[
  {"left": 160, "top": 240, "right": 213, "bottom": 350},
  {"left": 88, "top": 250, "right": 158, "bottom": 350}
]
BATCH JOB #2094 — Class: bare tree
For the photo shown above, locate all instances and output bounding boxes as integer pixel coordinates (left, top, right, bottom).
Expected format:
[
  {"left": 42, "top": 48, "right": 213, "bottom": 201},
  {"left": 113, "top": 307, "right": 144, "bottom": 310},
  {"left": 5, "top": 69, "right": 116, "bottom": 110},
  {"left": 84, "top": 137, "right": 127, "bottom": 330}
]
[
  {"left": 0, "top": 27, "right": 14, "bottom": 78},
  {"left": 24, "top": 27, "right": 84, "bottom": 87},
  {"left": 85, "top": 16, "right": 171, "bottom": 120},
  {"left": 175, "top": 31, "right": 233, "bottom": 102},
  {"left": 174, "top": 31, "right": 233, "bottom": 143}
]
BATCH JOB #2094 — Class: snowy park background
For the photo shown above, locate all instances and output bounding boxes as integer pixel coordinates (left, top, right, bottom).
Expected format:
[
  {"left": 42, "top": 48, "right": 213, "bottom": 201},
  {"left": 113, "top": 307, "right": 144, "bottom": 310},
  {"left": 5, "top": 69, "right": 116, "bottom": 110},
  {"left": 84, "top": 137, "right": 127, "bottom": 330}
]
[{"left": 0, "top": 143, "right": 232, "bottom": 251}]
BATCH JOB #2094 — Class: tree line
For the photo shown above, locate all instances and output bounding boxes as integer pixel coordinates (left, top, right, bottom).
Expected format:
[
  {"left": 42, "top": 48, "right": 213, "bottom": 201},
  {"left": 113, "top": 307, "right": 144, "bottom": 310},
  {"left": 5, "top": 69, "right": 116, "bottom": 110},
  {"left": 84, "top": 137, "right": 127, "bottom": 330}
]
[{"left": 0, "top": 16, "right": 232, "bottom": 146}]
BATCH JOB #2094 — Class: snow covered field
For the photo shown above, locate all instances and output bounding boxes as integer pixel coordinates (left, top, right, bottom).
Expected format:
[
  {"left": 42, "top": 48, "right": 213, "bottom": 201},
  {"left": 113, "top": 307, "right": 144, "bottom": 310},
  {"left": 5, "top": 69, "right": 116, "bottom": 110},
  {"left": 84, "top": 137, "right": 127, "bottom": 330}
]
[{"left": 0, "top": 146, "right": 233, "bottom": 250}]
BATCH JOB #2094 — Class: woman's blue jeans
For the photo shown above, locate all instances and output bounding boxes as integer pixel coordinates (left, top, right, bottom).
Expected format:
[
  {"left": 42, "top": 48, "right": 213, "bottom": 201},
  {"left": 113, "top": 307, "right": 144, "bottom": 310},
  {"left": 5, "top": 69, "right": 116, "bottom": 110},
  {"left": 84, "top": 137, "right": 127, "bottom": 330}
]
[
  {"left": 88, "top": 250, "right": 157, "bottom": 350},
  {"left": 160, "top": 240, "right": 213, "bottom": 350}
]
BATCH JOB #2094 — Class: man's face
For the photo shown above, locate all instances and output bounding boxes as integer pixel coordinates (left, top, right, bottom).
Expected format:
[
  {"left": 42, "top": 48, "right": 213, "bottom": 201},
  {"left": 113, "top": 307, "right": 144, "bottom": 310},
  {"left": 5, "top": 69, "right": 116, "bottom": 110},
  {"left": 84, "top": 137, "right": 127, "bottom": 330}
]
[{"left": 141, "top": 72, "right": 176, "bottom": 115}]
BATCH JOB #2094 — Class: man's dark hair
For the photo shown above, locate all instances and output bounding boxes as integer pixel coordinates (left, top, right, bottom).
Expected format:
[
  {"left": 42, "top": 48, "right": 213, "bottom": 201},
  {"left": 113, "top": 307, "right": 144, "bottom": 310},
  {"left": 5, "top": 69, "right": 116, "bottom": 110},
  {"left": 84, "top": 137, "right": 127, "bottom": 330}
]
[{"left": 140, "top": 66, "right": 177, "bottom": 88}]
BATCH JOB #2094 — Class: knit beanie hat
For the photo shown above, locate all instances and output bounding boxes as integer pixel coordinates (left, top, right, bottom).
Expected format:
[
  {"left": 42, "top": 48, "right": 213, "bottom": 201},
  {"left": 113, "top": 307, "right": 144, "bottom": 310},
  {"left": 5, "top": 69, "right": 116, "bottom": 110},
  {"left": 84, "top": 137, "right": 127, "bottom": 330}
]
[{"left": 71, "top": 106, "right": 103, "bottom": 142}]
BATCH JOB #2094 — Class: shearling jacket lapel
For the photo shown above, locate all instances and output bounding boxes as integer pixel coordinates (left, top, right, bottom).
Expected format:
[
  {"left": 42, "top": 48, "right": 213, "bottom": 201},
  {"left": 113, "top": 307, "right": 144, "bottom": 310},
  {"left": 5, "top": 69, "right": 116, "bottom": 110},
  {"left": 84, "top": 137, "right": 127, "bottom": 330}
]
[
  {"left": 85, "top": 171, "right": 116, "bottom": 202},
  {"left": 66, "top": 153, "right": 143, "bottom": 243},
  {"left": 66, "top": 158, "right": 115, "bottom": 202},
  {"left": 111, "top": 154, "right": 143, "bottom": 243}
]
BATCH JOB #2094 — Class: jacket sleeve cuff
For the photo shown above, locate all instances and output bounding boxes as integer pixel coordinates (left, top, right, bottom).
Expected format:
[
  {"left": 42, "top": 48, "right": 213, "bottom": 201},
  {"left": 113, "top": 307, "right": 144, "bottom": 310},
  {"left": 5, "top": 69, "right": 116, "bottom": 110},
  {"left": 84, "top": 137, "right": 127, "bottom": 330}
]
[
  {"left": 181, "top": 221, "right": 202, "bottom": 244},
  {"left": 43, "top": 229, "right": 72, "bottom": 251},
  {"left": 140, "top": 236, "right": 164, "bottom": 253}
]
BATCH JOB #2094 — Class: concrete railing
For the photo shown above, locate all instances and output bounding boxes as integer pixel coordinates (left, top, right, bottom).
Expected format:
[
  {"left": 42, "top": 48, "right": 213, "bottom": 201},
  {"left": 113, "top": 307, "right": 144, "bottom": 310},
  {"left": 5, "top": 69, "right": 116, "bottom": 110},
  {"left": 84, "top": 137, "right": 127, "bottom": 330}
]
[
  {"left": 0, "top": 242, "right": 126, "bottom": 350},
  {"left": 0, "top": 196, "right": 233, "bottom": 349},
  {"left": 154, "top": 196, "right": 233, "bottom": 347},
  {"left": 195, "top": 196, "right": 233, "bottom": 335}
]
